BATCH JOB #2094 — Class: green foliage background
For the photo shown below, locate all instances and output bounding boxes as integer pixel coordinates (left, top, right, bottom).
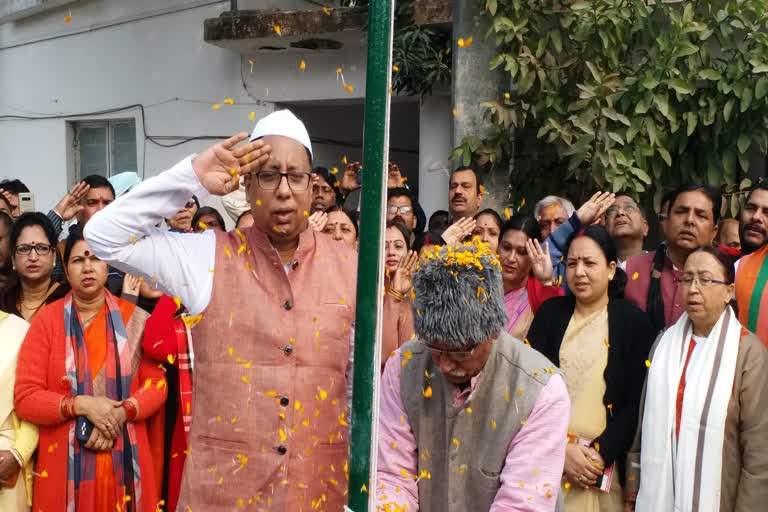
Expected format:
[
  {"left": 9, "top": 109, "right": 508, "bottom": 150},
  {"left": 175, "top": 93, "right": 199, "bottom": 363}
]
[{"left": 452, "top": 0, "right": 768, "bottom": 215}]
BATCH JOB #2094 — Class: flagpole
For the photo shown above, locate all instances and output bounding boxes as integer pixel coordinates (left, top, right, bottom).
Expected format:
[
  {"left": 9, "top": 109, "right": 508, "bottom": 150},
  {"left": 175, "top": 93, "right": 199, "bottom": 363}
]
[{"left": 348, "top": 0, "right": 395, "bottom": 511}]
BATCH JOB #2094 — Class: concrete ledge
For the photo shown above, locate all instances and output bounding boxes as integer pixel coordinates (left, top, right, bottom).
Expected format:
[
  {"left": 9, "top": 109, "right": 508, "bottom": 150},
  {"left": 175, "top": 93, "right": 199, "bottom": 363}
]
[{"left": 204, "top": 0, "right": 452, "bottom": 55}]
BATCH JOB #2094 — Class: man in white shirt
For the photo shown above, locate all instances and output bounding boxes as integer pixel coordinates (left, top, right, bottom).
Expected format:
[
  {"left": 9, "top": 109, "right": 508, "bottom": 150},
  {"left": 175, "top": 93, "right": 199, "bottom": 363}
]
[{"left": 85, "top": 110, "right": 358, "bottom": 511}]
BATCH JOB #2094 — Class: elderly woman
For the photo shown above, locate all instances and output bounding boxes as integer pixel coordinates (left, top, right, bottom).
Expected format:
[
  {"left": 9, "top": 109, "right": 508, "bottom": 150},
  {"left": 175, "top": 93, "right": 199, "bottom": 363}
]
[
  {"left": 499, "top": 215, "right": 564, "bottom": 339},
  {"left": 633, "top": 246, "right": 768, "bottom": 512},
  {"left": 527, "top": 225, "right": 656, "bottom": 512},
  {"left": 0, "top": 312, "right": 38, "bottom": 511},
  {"left": 1, "top": 212, "right": 68, "bottom": 320},
  {"left": 14, "top": 227, "right": 166, "bottom": 512}
]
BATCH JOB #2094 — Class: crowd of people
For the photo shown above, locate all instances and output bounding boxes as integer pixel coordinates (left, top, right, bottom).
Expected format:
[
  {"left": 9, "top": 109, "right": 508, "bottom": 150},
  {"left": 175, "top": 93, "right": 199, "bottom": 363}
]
[{"left": 0, "top": 108, "right": 766, "bottom": 512}]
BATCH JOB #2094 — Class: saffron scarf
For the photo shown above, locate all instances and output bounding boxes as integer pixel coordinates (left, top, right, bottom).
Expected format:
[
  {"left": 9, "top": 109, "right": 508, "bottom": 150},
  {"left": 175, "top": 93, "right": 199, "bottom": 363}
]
[
  {"left": 735, "top": 244, "right": 768, "bottom": 346},
  {"left": 64, "top": 291, "right": 143, "bottom": 512}
]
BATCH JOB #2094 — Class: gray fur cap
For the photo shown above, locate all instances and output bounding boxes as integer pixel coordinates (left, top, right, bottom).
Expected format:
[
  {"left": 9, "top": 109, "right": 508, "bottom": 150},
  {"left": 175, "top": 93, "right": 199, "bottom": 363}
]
[{"left": 412, "top": 239, "right": 507, "bottom": 349}]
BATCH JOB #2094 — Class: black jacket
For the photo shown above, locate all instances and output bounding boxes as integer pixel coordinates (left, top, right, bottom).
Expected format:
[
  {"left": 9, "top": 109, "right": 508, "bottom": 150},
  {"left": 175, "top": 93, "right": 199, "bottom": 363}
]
[{"left": 527, "top": 295, "right": 656, "bottom": 484}]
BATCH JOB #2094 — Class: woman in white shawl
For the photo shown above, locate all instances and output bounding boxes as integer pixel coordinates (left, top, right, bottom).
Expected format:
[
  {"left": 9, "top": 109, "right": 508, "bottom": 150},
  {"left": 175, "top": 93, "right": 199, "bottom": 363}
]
[
  {"left": 0, "top": 312, "right": 38, "bottom": 511},
  {"left": 629, "top": 246, "right": 768, "bottom": 512}
]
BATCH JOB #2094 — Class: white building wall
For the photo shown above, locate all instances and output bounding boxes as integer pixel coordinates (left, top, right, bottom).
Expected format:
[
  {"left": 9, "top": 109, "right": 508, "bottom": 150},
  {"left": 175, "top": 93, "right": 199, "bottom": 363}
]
[{"left": 0, "top": 0, "right": 454, "bottom": 221}]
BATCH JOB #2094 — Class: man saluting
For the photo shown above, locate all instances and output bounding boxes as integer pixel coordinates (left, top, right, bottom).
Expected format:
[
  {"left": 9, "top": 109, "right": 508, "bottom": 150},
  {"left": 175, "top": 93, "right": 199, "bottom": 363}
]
[{"left": 85, "top": 110, "right": 358, "bottom": 511}]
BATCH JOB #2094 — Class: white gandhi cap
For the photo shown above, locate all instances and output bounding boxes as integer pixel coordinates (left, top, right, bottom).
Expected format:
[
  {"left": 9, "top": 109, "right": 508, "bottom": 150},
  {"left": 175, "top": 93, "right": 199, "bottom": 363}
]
[{"left": 249, "top": 109, "right": 313, "bottom": 159}]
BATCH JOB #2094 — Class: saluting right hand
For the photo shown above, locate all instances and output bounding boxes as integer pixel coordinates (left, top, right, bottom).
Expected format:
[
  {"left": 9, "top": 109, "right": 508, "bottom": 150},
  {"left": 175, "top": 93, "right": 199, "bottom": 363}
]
[{"left": 191, "top": 134, "right": 272, "bottom": 196}]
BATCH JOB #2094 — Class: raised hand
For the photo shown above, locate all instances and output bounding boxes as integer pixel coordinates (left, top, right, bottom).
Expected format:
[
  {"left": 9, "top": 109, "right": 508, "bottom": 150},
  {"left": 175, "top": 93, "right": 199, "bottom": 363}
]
[
  {"left": 191, "top": 134, "right": 271, "bottom": 196},
  {"left": 442, "top": 217, "right": 477, "bottom": 246},
  {"left": 54, "top": 181, "right": 91, "bottom": 221},
  {"left": 308, "top": 211, "right": 328, "bottom": 232},
  {"left": 577, "top": 191, "right": 616, "bottom": 226},
  {"left": 526, "top": 239, "right": 554, "bottom": 284},
  {"left": 391, "top": 250, "right": 418, "bottom": 297},
  {"left": 121, "top": 273, "right": 142, "bottom": 297}
]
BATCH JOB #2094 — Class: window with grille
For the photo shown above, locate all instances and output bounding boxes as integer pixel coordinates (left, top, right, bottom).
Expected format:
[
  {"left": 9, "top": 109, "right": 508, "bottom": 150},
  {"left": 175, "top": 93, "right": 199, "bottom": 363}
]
[{"left": 73, "top": 119, "right": 137, "bottom": 179}]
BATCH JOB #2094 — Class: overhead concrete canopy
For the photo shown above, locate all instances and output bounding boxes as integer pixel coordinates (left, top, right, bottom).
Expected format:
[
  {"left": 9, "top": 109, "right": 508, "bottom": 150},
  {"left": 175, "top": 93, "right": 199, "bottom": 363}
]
[{"left": 204, "top": 1, "right": 452, "bottom": 56}]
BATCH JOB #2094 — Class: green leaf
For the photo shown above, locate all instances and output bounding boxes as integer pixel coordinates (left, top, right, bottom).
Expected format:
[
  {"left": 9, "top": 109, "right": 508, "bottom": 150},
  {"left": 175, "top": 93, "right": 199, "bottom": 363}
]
[
  {"left": 657, "top": 146, "right": 672, "bottom": 166},
  {"left": 642, "top": 76, "right": 659, "bottom": 90},
  {"left": 462, "top": 149, "right": 472, "bottom": 167},
  {"left": 698, "top": 69, "right": 722, "bottom": 81},
  {"left": 740, "top": 87, "right": 753, "bottom": 112},
  {"left": 685, "top": 111, "right": 698, "bottom": 136},
  {"left": 653, "top": 93, "right": 670, "bottom": 119},
  {"left": 634, "top": 98, "right": 650, "bottom": 114},
  {"left": 586, "top": 61, "right": 602, "bottom": 83},
  {"left": 672, "top": 41, "right": 699, "bottom": 59},
  {"left": 722, "top": 149, "right": 736, "bottom": 180},
  {"left": 550, "top": 29, "right": 563, "bottom": 53},
  {"left": 740, "top": 178, "right": 753, "bottom": 190},
  {"left": 489, "top": 54, "right": 505, "bottom": 70},
  {"left": 723, "top": 98, "right": 736, "bottom": 122},
  {"left": 707, "top": 163, "right": 720, "bottom": 186},
  {"left": 756, "top": 77, "right": 768, "bottom": 99},
  {"left": 571, "top": 2, "right": 590, "bottom": 11},
  {"left": 608, "top": 132, "right": 625, "bottom": 145},
  {"left": 601, "top": 107, "right": 630, "bottom": 126},
  {"left": 738, "top": 134, "right": 751, "bottom": 154},
  {"left": 682, "top": 3, "right": 694, "bottom": 24},
  {"left": 630, "top": 166, "right": 652, "bottom": 184},
  {"left": 668, "top": 78, "right": 696, "bottom": 95},
  {"left": 751, "top": 61, "right": 768, "bottom": 73},
  {"left": 486, "top": 0, "right": 498, "bottom": 16}
]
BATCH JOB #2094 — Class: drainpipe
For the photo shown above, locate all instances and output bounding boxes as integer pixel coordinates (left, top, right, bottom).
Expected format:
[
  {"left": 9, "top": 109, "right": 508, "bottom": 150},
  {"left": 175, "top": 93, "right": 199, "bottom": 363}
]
[{"left": 347, "top": 0, "right": 395, "bottom": 511}]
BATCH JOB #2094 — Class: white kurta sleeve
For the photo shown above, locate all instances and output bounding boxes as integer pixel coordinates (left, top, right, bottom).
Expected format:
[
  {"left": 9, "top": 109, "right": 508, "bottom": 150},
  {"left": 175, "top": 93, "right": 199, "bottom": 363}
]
[{"left": 84, "top": 156, "right": 217, "bottom": 314}]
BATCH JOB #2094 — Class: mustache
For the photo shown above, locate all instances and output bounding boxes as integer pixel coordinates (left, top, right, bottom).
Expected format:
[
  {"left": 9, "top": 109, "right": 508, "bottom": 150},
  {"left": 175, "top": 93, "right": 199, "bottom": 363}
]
[{"left": 743, "top": 223, "right": 767, "bottom": 235}]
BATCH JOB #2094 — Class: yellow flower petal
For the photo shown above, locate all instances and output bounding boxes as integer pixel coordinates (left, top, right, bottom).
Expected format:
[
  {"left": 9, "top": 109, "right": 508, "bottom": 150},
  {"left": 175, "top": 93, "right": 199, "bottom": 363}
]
[
  {"left": 300, "top": 60, "right": 306, "bottom": 71},
  {"left": 423, "top": 386, "right": 433, "bottom": 398},
  {"left": 274, "top": 24, "right": 282, "bottom": 36},
  {"left": 223, "top": 98, "right": 234, "bottom": 105},
  {"left": 249, "top": 111, "right": 256, "bottom": 121},
  {"left": 212, "top": 104, "right": 221, "bottom": 110},
  {"left": 632, "top": 271, "right": 640, "bottom": 280},
  {"left": 645, "top": 359, "right": 652, "bottom": 368}
]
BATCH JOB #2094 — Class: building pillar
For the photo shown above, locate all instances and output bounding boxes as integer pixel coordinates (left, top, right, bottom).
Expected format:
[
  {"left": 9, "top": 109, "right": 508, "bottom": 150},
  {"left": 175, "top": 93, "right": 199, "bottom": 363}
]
[{"left": 452, "top": 0, "right": 508, "bottom": 212}]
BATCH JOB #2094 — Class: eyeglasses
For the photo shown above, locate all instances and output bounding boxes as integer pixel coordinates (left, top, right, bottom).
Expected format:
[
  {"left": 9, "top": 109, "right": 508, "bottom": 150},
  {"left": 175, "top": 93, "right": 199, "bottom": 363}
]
[
  {"left": 184, "top": 200, "right": 197, "bottom": 210},
  {"left": 15, "top": 243, "right": 54, "bottom": 256},
  {"left": 253, "top": 171, "right": 312, "bottom": 191},
  {"left": 605, "top": 204, "right": 639, "bottom": 218},
  {"left": 387, "top": 206, "right": 413, "bottom": 215},
  {"left": 677, "top": 275, "right": 730, "bottom": 287},
  {"left": 422, "top": 343, "right": 478, "bottom": 361}
]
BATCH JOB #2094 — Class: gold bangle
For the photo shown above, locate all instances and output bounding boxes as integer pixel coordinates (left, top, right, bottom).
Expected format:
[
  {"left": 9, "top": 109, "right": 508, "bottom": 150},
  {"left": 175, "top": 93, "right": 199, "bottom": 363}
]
[{"left": 388, "top": 289, "right": 406, "bottom": 301}]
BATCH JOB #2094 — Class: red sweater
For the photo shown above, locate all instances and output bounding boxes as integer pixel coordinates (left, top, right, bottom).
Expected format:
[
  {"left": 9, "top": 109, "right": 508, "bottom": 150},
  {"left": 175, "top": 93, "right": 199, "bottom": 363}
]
[{"left": 14, "top": 298, "right": 167, "bottom": 512}]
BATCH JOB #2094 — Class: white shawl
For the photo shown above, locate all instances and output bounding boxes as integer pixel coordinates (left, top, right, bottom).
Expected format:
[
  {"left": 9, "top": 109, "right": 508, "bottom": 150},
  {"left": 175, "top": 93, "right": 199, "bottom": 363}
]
[{"left": 636, "top": 307, "right": 741, "bottom": 512}]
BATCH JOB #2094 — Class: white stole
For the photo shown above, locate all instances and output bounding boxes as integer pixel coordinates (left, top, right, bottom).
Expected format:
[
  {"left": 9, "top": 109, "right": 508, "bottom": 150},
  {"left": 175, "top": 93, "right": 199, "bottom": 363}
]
[{"left": 637, "top": 307, "right": 740, "bottom": 512}]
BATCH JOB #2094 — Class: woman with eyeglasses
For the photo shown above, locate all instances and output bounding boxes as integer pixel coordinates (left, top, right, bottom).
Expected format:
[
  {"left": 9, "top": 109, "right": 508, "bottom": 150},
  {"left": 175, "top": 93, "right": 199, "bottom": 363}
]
[
  {"left": 630, "top": 246, "right": 768, "bottom": 512},
  {"left": 14, "top": 227, "right": 167, "bottom": 512},
  {"left": 527, "top": 225, "right": 655, "bottom": 512},
  {"left": 0, "top": 213, "right": 68, "bottom": 321}
]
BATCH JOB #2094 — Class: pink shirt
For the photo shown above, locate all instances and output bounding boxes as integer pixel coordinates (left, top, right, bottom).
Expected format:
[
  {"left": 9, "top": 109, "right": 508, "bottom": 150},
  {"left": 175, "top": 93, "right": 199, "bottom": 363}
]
[{"left": 376, "top": 349, "right": 570, "bottom": 511}]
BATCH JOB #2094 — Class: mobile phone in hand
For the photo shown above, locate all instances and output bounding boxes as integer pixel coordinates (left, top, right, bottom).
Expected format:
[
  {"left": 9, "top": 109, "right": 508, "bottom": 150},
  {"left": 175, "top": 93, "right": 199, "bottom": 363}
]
[{"left": 19, "top": 192, "right": 34, "bottom": 214}]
